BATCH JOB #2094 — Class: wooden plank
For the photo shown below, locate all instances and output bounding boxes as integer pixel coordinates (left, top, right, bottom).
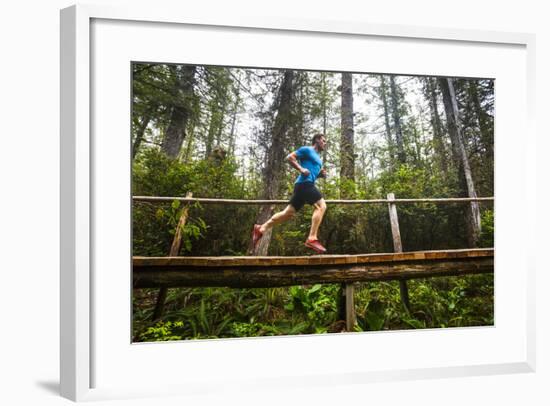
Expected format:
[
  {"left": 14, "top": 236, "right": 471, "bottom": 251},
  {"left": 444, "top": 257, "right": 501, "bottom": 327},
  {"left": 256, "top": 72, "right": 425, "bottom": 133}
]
[
  {"left": 133, "top": 256, "right": 494, "bottom": 289},
  {"left": 133, "top": 248, "right": 494, "bottom": 268}
]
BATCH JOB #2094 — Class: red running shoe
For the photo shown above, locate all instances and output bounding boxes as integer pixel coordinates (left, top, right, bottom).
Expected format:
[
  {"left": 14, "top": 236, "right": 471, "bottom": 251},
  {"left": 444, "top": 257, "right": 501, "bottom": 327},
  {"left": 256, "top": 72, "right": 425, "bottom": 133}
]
[
  {"left": 252, "top": 224, "right": 263, "bottom": 248},
  {"left": 304, "top": 239, "right": 327, "bottom": 254}
]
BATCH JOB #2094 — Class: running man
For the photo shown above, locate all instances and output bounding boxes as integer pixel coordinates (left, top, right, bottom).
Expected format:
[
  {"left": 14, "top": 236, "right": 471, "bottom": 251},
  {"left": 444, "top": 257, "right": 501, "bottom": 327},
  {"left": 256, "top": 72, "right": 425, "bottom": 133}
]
[{"left": 252, "top": 133, "right": 328, "bottom": 254}]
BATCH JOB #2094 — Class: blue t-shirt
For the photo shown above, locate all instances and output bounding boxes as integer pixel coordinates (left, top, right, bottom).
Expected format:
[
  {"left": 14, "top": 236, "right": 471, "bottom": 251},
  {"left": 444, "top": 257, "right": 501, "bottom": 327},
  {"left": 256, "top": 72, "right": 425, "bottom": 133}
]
[{"left": 294, "top": 146, "right": 323, "bottom": 184}]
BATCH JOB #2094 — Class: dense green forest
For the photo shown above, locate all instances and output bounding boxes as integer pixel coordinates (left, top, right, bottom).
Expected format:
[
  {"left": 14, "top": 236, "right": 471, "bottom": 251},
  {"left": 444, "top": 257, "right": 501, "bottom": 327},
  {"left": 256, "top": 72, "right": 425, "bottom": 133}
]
[{"left": 131, "top": 63, "right": 494, "bottom": 341}]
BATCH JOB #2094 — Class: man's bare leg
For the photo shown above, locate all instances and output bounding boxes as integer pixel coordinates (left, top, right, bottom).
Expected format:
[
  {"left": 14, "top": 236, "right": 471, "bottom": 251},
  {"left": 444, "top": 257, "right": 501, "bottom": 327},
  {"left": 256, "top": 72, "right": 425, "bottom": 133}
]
[
  {"left": 308, "top": 199, "right": 327, "bottom": 241},
  {"left": 259, "top": 205, "right": 296, "bottom": 234}
]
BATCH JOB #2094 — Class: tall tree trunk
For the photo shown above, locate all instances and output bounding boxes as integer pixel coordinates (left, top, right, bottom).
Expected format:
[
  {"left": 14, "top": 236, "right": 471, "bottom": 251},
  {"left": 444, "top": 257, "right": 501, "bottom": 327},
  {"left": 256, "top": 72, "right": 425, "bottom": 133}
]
[
  {"left": 228, "top": 84, "right": 241, "bottom": 156},
  {"left": 161, "top": 65, "right": 197, "bottom": 159},
  {"left": 321, "top": 72, "right": 329, "bottom": 163},
  {"left": 321, "top": 73, "right": 328, "bottom": 136},
  {"left": 205, "top": 115, "right": 215, "bottom": 158},
  {"left": 297, "top": 83, "right": 305, "bottom": 147},
  {"left": 379, "top": 76, "right": 395, "bottom": 164},
  {"left": 290, "top": 72, "right": 306, "bottom": 148},
  {"left": 182, "top": 123, "right": 196, "bottom": 164},
  {"left": 205, "top": 69, "right": 231, "bottom": 158},
  {"left": 339, "top": 72, "right": 357, "bottom": 320},
  {"left": 250, "top": 70, "right": 295, "bottom": 255},
  {"left": 425, "top": 77, "right": 448, "bottom": 173},
  {"left": 205, "top": 102, "right": 224, "bottom": 158},
  {"left": 389, "top": 76, "right": 406, "bottom": 164},
  {"left": 215, "top": 103, "right": 227, "bottom": 149},
  {"left": 340, "top": 72, "right": 355, "bottom": 184},
  {"left": 411, "top": 124, "right": 422, "bottom": 164},
  {"left": 132, "top": 113, "right": 151, "bottom": 160},
  {"left": 439, "top": 78, "right": 481, "bottom": 247}
]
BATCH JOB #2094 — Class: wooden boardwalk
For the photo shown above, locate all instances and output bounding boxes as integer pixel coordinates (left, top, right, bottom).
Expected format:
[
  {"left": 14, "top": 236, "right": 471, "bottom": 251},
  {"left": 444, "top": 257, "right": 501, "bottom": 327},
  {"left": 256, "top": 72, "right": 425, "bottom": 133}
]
[{"left": 133, "top": 248, "right": 493, "bottom": 289}]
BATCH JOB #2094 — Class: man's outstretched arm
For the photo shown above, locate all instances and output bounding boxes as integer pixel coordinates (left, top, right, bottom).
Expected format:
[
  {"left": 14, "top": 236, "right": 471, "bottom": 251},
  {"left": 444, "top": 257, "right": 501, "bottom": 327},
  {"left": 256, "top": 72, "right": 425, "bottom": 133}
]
[{"left": 287, "top": 152, "right": 310, "bottom": 176}]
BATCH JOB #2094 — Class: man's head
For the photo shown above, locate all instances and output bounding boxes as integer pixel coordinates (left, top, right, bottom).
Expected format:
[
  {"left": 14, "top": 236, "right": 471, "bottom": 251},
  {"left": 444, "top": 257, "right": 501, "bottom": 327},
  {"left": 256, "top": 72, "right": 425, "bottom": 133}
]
[{"left": 311, "top": 133, "right": 327, "bottom": 151}]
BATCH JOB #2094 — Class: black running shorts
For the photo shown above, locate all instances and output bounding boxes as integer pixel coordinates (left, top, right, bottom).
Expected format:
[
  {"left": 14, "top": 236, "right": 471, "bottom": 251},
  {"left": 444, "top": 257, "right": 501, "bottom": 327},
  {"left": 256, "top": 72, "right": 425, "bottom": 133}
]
[{"left": 289, "top": 182, "right": 323, "bottom": 211}]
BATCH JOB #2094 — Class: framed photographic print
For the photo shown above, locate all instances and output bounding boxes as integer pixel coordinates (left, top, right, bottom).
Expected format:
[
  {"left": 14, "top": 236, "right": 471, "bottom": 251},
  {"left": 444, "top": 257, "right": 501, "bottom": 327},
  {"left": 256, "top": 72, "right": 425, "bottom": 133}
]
[{"left": 60, "top": 3, "right": 536, "bottom": 402}]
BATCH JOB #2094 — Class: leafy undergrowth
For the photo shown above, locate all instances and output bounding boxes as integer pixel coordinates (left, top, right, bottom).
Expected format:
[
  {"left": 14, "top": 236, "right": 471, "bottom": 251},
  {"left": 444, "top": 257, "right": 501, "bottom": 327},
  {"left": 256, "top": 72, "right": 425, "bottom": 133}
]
[{"left": 133, "top": 274, "right": 493, "bottom": 342}]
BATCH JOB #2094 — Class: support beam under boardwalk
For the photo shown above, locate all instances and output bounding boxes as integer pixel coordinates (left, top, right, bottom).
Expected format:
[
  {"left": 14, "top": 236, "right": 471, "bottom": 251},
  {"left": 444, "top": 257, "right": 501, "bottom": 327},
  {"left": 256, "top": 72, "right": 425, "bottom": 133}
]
[{"left": 133, "top": 248, "right": 493, "bottom": 289}]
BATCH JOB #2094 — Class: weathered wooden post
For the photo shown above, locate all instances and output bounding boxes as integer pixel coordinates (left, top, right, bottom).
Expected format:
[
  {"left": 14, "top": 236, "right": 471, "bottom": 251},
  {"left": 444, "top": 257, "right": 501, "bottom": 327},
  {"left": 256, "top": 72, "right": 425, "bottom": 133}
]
[
  {"left": 152, "top": 192, "right": 193, "bottom": 321},
  {"left": 345, "top": 283, "right": 356, "bottom": 331},
  {"left": 337, "top": 282, "right": 356, "bottom": 331},
  {"left": 387, "top": 193, "right": 411, "bottom": 312}
]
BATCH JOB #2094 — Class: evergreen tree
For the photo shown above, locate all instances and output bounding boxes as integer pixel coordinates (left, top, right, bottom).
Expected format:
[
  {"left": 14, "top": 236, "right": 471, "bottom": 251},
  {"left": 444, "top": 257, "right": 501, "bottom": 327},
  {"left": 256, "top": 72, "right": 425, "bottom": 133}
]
[
  {"left": 439, "top": 77, "right": 482, "bottom": 247},
  {"left": 250, "top": 70, "right": 295, "bottom": 255},
  {"left": 340, "top": 72, "right": 355, "bottom": 184},
  {"left": 161, "top": 65, "right": 198, "bottom": 159}
]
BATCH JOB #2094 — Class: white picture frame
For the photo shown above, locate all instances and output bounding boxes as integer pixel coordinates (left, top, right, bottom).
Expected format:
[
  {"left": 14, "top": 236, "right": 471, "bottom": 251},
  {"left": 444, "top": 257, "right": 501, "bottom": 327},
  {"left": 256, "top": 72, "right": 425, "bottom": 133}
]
[{"left": 60, "top": 3, "right": 536, "bottom": 402}]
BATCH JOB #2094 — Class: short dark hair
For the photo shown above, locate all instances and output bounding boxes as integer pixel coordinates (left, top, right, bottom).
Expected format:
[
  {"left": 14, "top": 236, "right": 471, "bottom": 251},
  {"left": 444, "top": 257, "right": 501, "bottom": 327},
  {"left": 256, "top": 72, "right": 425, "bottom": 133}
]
[{"left": 311, "top": 133, "right": 325, "bottom": 145}]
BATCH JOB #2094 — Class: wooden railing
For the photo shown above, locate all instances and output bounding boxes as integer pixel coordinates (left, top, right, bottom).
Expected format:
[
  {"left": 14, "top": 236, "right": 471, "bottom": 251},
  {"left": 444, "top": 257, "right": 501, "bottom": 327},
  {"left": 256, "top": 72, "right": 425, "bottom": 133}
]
[{"left": 134, "top": 196, "right": 493, "bottom": 204}]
